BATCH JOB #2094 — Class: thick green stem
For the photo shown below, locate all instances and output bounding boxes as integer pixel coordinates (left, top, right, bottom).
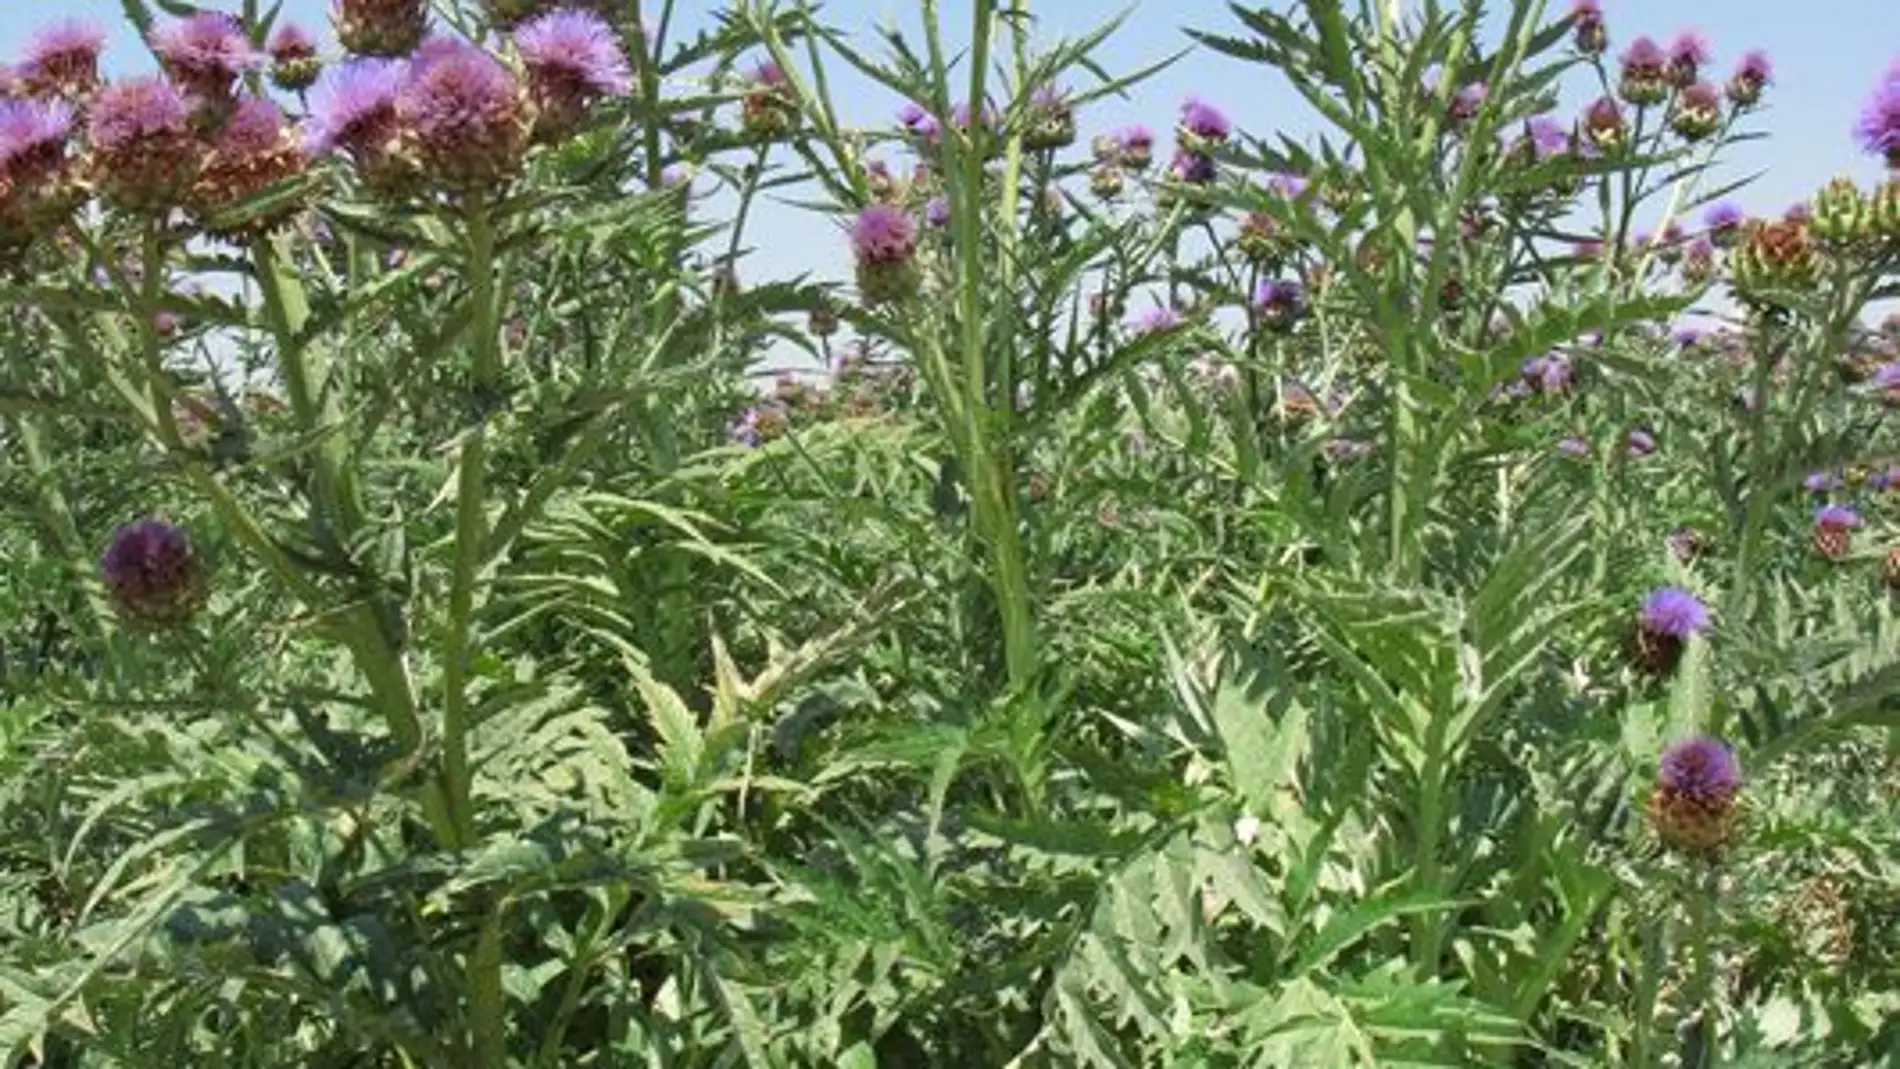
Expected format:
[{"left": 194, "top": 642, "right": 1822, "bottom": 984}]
[{"left": 440, "top": 200, "right": 503, "bottom": 850}]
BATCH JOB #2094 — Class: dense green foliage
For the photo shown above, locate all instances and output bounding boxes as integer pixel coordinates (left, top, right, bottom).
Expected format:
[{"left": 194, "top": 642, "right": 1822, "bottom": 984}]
[{"left": 2, "top": 0, "right": 1898, "bottom": 1065}]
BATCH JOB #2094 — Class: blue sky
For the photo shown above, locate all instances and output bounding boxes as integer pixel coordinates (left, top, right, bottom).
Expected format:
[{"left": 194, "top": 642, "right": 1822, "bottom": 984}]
[{"left": 4, "top": 0, "right": 1895, "bottom": 351}]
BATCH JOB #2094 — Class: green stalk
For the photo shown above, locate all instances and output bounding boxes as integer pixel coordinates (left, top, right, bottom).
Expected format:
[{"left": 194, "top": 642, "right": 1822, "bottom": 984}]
[
  {"left": 943, "top": 0, "right": 1038, "bottom": 692},
  {"left": 1678, "top": 864, "right": 1722, "bottom": 1069},
  {"left": 440, "top": 199, "right": 503, "bottom": 850}
]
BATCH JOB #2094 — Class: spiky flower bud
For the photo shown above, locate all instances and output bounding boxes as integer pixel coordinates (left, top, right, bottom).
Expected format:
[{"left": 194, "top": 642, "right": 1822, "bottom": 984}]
[
  {"left": 1669, "top": 81, "right": 1722, "bottom": 142},
  {"left": 740, "top": 62, "right": 797, "bottom": 140},
  {"left": 1583, "top": 95, "right": 1626, "bottom": 152},
  {"left": 1665, "top": 31, "right": 1710, "bottom": 90},
  {"left": 1810, "top": 176, "right": 1869, "bottom": 247},
  {"left": 479, "top": 0, "right": 553, "bottom": 28},
  {"left": 191, "top": 96, "right": 307, "bottom": 238},
  {"left": 17, "top": 20, "right": 108, "bottom": 102},
  {"left": 1251, "top": 278, "right": 1305, "bottom": 334},
  {"left": 514, "top": 8, "right": 633, "bottom": 142},
  {"left": 1237, "top": 212, "right": 1294, "bottom": 268},
  {"left": 268, "top": 22, "right": 323, "bottom": 93},
  {"left": 1726, "top": 50, "right": 1772, "bottom": 108},
  {"left": 1175, "top": 98, "right": 1231, "bottom": 156},
  {"left": 1869, "top": 178, "right": 1900, "bottom": 244},
  {"left": 1812, "top": 504, "right": 1862, "bottom": 561},
  {"left": 1089, "top": 164, "right": 1124, "bottom": 200},
  {"left": 85, "top": 76, "right": 203, "bottom": 214},
  {"left": 396, "top": 37, "right": 530, "bottom": 194},
  {"left": 101, "top": 518, "right": 210, "bottom": 630},
  {"left": 1116, "top": 125, "right": 1154, "bottom": 171},
  {"left": 1730, "top": 218, "right": 1818, "bottom": 299},
  {"left": 1023, "top": 85, "right": 1075, "bottom": 151},
  {"left": 851, "top": 204, "right": 919, "bottom": 307},
  {"left": 333, "top": 0, "right": 429, "bottom": 58},
  {"left": 1648, "top": 735, "right": 1742, "bottom": 859},
  {"left": 1617, "top": 37, "right": 1670, "bottom": 107},
  {"left": 1569, "top": 0, "right": 1607, "bottom": 56},
  {"left": 1630, "top": 586, "right": 1710, "bottom": 676}
]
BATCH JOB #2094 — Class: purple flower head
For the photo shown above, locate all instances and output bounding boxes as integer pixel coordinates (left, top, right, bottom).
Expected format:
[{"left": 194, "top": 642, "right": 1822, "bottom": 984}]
[
  {"left": 304, "top": 57, "right": 406, "bottom": 157},
  {"left": 1527, "top": 114, "right": 1570, "bottom": 157},
  {"left": 1627, "top": 428, "right": 1657, "bottom": 456},
  {"left": 1814, "top": 504, "right": 1863, "bottom": 529},
  {"left": 1556, "top": 436, "right": 1590, "bottom": 457},
  {"left": 923, "top": 196, "right": 950, "bottom": 229},
  {"left": 149, "top": 12, "right": 265, "bottom": 99},
  {"left": 1871, "top": 361, "right": 1900, "bottom": 389},
  {"left": 1177, "top": 97, "right": 1231, "bottom": 143},
  {"left": 1784, "top": 200, "right": 1812, "bottom": 223},
  {"left": 0, "top": 96, "right": 75, "bottom": 181},
  {"left": 1658, "top": 735, "right": 1741, "bottom": 798},
  {"left": 1672, "top": 324, "right": 1708, "bottom": 349},
  {"left": 1265, "top": 170, "right": 1308, "bottom": 198},
  {"left": 1703, "top": 199, "right": 1744, "bottom": 235},
  {"left": 212, "top": 94, "right": 291, "bottom": 155},
  {"left": 267, "top": 21, "right": 323, "bottom": 91},
  {"left": 1169, "top": 148, "right": 1215, "bottom": 184},
  {"left": 1853, "top": 67, "right": 1900, "bottom": 166},
  {"left": 1728, "top": 49, "right": 1772, "bottom": 105},
  {"left": 1621, "top": 36, "right": 1666, "bottom": 76},
  {"left": 18, "top": 19, "right": 108, "bottom": 99},
  {"left": 1117, "top": 123, "right": 1154, "bottom": 153},
  {"left": 396, "top": 36, "right": 527, "bottom": 189},
  {"left": 897, "top": 100, "right": 940, "bottom": 142},
  {"left": 1252, "top": 278, "right": 1305, "bottom": 329},
  {"left": 1449, "top": 80, "right": 1489, "bottom": 121},
  {"left": 270, "top": 21, "right": 318, "bottom": 61},
  {"left": 100, "top": 517, "right": 209, "bottom": 628},
  {"left": 851, "top": 203, "right": 917, "bottom": 264},
  {"left": 1584, "top": 95, "right": 1625, "bottom": 147},
  {"left": 1570, "top": 0, "right": 1603, "bottom": 28},
  {"left": 1803, "top": 470, "right": 1843, "bottom": 492},
  {"left": 1522, "top": 353, "right": 1574, "bottom": 393},
  {"left": 1666, "top": 30, "right": 1711, "bottom": 83},
  {"left": 516, "top": 8, "right": 633, "bottom": 97},
  {"left": 1640, "top": 587, "right": 1711, "bottom": 638},
  {"left": 1651, "top": 734, "right": 1742, "bottom": 855},
  {"left": 88, "top": 76, "right": 193, "bottom": 153},
  {"left": 1128, "top": 305, "right": 1181, "bottom": 336}
]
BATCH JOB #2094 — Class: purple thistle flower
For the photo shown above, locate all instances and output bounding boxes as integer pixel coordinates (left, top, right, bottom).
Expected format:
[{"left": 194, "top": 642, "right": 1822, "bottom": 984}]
[
  {"left": 1853, "top": 66, "right": 1900, "bottom": 167},
  {"left": 1618, "top": 36, "right": 1669, "bottom": 105},
  {"left": 1584, "top": 95, "right": 1625, "bottom": 149},
  {"left": 924, "top": 196, "right": 950, "bottom": 229},
  {"left": 1640, "top": 587, "right": 1711, "bottom": 638},
  {"left": 1177, "top": 97, "right": 1231, "bottom": 145},
  {"left": 87, "top": 76, "right": 202, "bottom": 212},
  {"left": 0, "top": 96, "right": 75, "bottom": 184},
  {"left": 100, "top": 517, "right": 210, "bottom": 629},
  {"left": 1627, "top": 428, "right": 1657, "bottom": 456},
  {"left": 1803, "top": 470, "right": 1843, "bottom": 492},
  {"left": 515, "top": 8, "right": 631, "bottom": 139},
  {"left": 268, "top": 21, "right": 323, "bottom": 92},
  {"left": 852, "top": 203, "right": 918, "bottom": 263},
  {"left": 1650, "top": 735, "right": 1742, "bottom": 856},
  {"left": 1703, "top": 199, "right": 1745, "bottom": 243},
  {"left": 1556, "top": 436, "right": 1590, "bottom": 457},
  {"left": 396, "top": 36, "right": 528, "bottom": 191},
  {"left": 1870, "top": 361, "right": 1900, "bottom": 389},
  {"left": 304, "top": 57, "right": 405, "bottom": 157},
  {"left": 1265, "top": 170, "right": 1308, "bottom": 198},
  {"left": 1252, "top": 278, "right": 1305, "bottom": 332},
  {"left": 17, "top": 19, "right": 108, "bottom": 100},
  {"left": 1449, "top": 80, "right": 1489, "bottom": 122},
  {"left": 1728, "top": 49, "right": 1772, "bottom": 106},
  {"left": 898, "top": 101, "right": 940, "bottom": 142},
  {"left": 1168, "top": 148, "right": 1215, "bottom": 184},
  {"left": 1116, "top": 123, "right": 1154, "bottom": 169},
  {"left": 1128, "top": 305, "right": 1181, "bottom": 336},
  {"left": 1666, "top": 30, "right": 1711, "bottom": 87},
  {"left": 1672, "top": 326, "right": 1705, "bottom": 349},
  {"left": 149, "top": 13, "right": 265, "bottom": 101},
  {"left": 1814, "top": 504, "right": 1863, "bottom": 529},
  {"left": 1527, "top": 114, "right": 1570, "bottom": 157}
]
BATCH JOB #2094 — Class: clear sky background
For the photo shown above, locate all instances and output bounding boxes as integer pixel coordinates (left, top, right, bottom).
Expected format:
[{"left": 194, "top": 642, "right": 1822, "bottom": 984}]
[{"left": 4, "top": 0, "right": 1895, "bottom": 359}]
